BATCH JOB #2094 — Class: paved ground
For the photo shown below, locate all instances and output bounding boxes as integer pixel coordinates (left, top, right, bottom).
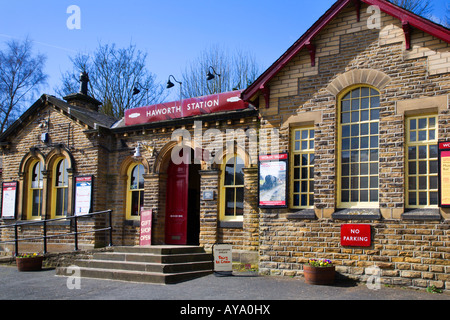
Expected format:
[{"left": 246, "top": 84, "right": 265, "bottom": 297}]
[{"left": 0, "top": 265, "right": 448, "bottom": 302}]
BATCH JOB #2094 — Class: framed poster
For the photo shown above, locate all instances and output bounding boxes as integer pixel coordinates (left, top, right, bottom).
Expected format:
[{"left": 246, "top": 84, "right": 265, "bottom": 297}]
[
  {"left": 74, "top": 176, "right": 93, "bottom": 216},
  {"left": 1, "top": 181, "right": 18, "bottom": 219},
  {"left": 258, "top": 154, "right": 288, "bottom": 208},
  {"left": 438, "top": 141, "right": 450, "bottom": 208}
]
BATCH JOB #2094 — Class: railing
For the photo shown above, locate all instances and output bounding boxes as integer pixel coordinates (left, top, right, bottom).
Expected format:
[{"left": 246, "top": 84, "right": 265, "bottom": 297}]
[{"left": 0, "top": 210, "right": 113, "bottom": 256}]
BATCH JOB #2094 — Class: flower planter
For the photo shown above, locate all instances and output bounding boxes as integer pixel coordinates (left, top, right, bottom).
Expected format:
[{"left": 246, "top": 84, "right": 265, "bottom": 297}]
[
  {"left": 16, "top": 256, "right": 44, "bottom": 272},
  {"left": 303, "top": 265, "right": 335, "bottom": 285}
]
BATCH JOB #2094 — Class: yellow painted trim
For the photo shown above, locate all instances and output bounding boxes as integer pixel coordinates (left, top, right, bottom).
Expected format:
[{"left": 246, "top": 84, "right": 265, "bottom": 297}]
[
  {"left": 405, "top": 114, "right": 439, "bottom": 208},
  {"left": 219, "top": 153, "right": 244, "bottom": 222},
  {"left": 290, "top": 126, "right": 315, "bottom": 209},
  {"left": 50, "top": 157, "right": 69, "bottom": 219},
  {"left": 337, "top": 85, "right": 381, "bottom": 209},
  {"left": 26, "top": 160, "right": 43, "bottom": 220},
  {"left": 126, "top": 163, "right": 145, "bottom": 220}
]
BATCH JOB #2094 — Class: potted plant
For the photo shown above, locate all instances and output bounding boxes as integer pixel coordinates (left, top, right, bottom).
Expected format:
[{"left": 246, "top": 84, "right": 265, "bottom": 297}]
[
  {"left": 16, "top": 253, "right": 44, "bottom": 272},
  {"left": 303, "top": 258, "right": 335, "bottom": 285}
]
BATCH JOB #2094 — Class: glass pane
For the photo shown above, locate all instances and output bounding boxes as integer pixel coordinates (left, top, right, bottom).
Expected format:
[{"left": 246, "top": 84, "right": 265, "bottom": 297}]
[
  {"left": 56, "top": 159, "right": 68, "bottom": 187},
  {"left": 301, "top": 194, "right": 307, "bottom": 206},
  {"left": 408, "top": 147, "right": 416, "bottom": 160},
  {"left": 409, "top": 177, "right": 417, "bottom": 190},
  {"left": 294, "top": 155, "right": 300, "bottom": 166},
  {"left": 370, "top": 190, "right": 378, "bottom": 202},
  {"left": 341, "top": 190, "right": 349, "bottom": 202},
  {"left": 293, "top": 194, "right": 300, "bottom": 207},
  {"left": 225, "top": 188, "right": 235, "bottom": 216},
  {"left": 235, "top": 157, "right": 244, "bottom": 186},
  {"left": 418, "top": 118, "right": 427, "bottom": 129},
  {"left": 408, "top": 162, "right": 416, "bottom": 174},
  {"left": 409, "top": 192, "right": 417, "bottom": 206},
  {"left": 430, "top": 192, "right": 438, "bottom": 205},
  {"left": 430, "top": 176, "right": 438, "bottom": 190},
  {"left": 225, "top": 158, "right": 234, "bottom": 185},
  {"left": 419, "top": 176, "right": 427, "bottom": 190},
  {"left": 430, "top": 161, "right": 438, "bottom": 174},
  {"left": 370, "top": 176, "right": 378, "bottom": 189},
  {"left": 342, "top": 100, "right": 350, "bottom": 112},
  {"left": 429, "top": 145, "right": 438, "bottom": 158},
  {"left": 419, "top": 192, "right": 427, "bottom": 205},
  {"left": 294, "top": 182, "right": 300, "bottom": 193},
  {"left": 32, "top": 190, "right": 42, "bottom": 217},
  {"left": 419, "top": 161, "right": 427, "bottom": 175},
  {"left": 131, "top": 191, "right": 140, "bottom": 216},
  {"left": 235, "top": 188, "right": 244, "bottom": 216}
]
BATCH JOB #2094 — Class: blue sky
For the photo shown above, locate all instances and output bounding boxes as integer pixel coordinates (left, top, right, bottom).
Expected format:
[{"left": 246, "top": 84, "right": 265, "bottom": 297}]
[{"left": 0, "top": 0, "right": 448, "bottom": 102}]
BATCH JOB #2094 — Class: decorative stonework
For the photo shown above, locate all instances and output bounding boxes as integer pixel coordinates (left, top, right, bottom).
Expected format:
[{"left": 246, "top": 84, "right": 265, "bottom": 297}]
[{"left": 326, "top": 69, "right": 392, "bottom": 96}]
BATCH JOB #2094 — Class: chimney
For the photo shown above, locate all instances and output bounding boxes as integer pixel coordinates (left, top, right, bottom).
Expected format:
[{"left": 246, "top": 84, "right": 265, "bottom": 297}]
[{"left": 63, "top": 72, "right": 102, "bottom": 112}]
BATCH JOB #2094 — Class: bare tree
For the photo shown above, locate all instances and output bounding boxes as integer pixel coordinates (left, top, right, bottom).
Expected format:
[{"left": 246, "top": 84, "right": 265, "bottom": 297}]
[
  {"left": 180, "top": 44, "right": 262, "bottom": 99},
  {"left": 388, "top": 0, "right": 433, "bottom": 18},
  {"left": 56, "top": 43, "right": 167, "bottom": 118},
  {"left": 0, "top": 38, "right": 48, "bottom": 132}
]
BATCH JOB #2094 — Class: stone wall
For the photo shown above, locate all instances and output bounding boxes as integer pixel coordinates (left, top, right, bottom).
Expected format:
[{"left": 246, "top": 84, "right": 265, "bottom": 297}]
[{"left": 256, "top": 2, "right": 450, "bottom": 291}]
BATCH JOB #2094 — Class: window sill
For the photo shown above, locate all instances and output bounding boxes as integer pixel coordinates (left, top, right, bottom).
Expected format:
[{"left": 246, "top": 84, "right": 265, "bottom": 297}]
[
  {"left": 332, "top": 208, "right": 381, "bottom": 220},
  {"left": 286, "top": 209, "right": 316, "bottom": 220},
  {"left": 219, "top": 221, "right": 243, "bottom": 229},
  {"left": 402, "top": 209, "right": 441, "bottom": 221}
]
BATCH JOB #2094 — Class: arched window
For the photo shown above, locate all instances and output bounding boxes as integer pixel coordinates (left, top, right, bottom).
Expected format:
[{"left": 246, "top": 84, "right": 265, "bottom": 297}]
[
  {"left": 338, "top": 86, "right": 380, "bottom": 208},
  {"left": 220, "top": 154, "right": 244, "bottom": 221},
  {"left": 52, "top": 158, "right": 69, "bottom": 218},
  {"left": 127, "top": 163, "right": 145, "bottom": 220},
  {"left": 27, "top": 160, "right": 44, "bottom": 220}
]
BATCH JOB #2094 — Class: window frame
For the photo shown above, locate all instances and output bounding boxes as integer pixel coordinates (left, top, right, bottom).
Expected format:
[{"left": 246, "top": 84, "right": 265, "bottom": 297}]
[
  {"left": 27, "top": 160, "right": 44, "bottom": 220},
  {"left": 126, "top": 163, "right": 145, "bottom": 220},
  {"left": 337, "top": 85, "right": 381, "bottom": 209},
  {"left": 290, "top": 126, "right": 315, "bottom": 209},
  {"left": 220, "top": 153, "right": 245, "bottom": 222},
  {"left": 405, "top": 114, "right": 439, "bottom": 208},
  {"left": 51, "top": 157, "right": 69, "bottom": 218}
]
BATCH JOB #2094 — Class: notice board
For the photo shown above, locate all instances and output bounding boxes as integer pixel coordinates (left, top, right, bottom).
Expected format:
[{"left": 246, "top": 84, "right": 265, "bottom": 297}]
[
  {"left": 1, "top": 181, "right": 18, "bottom": 219},
  {"left": 74, "top": 176, "right": 93, "bottom": 216},
  {"left": 439, "top": 141, "right": 450, "bottom": 208},
  {"left": 258, "top": 154, "right": 288, "bottom": 208}
]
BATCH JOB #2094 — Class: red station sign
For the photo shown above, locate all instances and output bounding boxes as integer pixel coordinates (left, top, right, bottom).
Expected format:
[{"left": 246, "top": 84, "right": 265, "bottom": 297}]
[
  {"left": 124, "top": 90, "right": 248, "bottom": 126},
  {"left": 340, "top": 224, "right": 371, "bottom": 247}
]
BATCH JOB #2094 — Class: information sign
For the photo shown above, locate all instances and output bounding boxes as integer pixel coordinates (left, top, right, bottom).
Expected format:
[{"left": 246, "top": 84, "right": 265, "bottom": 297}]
[
  {"left": 341, "top": 224, "right": 371, "bottom": 247},
  {"left": 139, "top": 208, "right": 153, "bottom": 246},
  {"left": 1, "top": 182, "right": 17, "bottom": 219},
  {"left": 213, "top": 244, "right": 233, "bottom": 273},
  {"left": 439, "top": 141, "right": 450, "bottom": 208},
  {"left": 74, "top": 176, "right": 93, "bottom": 216}
]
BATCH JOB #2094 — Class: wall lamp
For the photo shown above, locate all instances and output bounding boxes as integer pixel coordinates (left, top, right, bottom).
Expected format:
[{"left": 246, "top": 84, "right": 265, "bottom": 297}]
[
  {"left": 207, "top": 66, "right": 221, "bottom": 81},
  {"left": 134, "top": 142, "right": 156, "bottom": 158}
]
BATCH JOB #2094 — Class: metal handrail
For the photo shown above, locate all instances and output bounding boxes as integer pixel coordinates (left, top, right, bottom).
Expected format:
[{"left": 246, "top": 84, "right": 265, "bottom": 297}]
[{"left": 0, "top": 210, "right": 113, "bottom": 256}]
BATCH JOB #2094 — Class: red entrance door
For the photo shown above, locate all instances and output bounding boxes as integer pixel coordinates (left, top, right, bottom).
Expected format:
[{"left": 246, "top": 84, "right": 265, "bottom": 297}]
[{"left": 165, "top": 159, "right": 189, "bottom": 245}]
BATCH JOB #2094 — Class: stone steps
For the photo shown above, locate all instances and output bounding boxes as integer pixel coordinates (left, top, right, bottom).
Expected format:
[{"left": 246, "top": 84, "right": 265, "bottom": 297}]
[{"left": 56, "top": 245, "right": 213, "bottom": 285}]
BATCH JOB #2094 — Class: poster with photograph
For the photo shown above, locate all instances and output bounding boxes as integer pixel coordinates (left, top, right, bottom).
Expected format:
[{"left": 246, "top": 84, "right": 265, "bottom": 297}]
[
  {"left": 258, "top": 154, "right": 288, "bottom": 208},
  {"left": 1, "top": 182, "right": 18, "bottom": 219}
]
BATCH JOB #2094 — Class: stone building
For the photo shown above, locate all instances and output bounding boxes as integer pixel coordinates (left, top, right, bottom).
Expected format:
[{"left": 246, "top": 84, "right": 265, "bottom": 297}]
[
  {"left": 0, "top": 0, "right": 449, "bottom": 291},
  {"left": 242, "top": 0, "right": 450, "bottom": 291}
]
